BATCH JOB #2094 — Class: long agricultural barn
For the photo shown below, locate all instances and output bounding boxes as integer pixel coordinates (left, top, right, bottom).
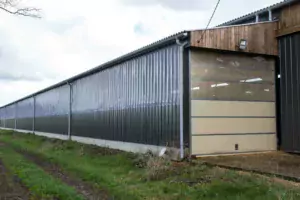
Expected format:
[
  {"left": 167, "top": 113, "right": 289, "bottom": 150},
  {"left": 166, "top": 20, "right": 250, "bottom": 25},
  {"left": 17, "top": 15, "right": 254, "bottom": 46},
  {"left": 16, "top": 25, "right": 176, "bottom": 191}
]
[{"left": 0, "top": 0, "right": 300, "bottom": 158}]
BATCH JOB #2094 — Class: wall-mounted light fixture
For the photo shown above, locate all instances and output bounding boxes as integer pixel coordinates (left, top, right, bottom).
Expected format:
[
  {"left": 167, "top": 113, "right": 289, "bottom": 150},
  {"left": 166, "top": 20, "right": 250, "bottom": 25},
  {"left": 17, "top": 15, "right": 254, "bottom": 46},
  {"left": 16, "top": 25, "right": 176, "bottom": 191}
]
[{"left": 239, "top": 39, "right": 247, "bottom": 50}]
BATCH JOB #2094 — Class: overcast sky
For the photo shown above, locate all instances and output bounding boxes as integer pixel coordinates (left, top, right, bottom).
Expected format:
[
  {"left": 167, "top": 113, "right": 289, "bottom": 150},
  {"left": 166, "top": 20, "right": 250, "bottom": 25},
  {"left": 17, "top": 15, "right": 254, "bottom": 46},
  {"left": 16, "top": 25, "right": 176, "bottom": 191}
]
[{"left": 0, "top": 0, "right": 281, "bottom": 106}]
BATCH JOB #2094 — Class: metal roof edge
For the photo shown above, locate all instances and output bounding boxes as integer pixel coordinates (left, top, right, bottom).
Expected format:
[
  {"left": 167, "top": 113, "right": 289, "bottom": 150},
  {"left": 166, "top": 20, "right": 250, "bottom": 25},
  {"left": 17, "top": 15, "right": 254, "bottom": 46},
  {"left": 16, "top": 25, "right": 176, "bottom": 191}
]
[
  {"left": 217, "top": 0, "right": 297, "bottom": 27},
  {"left": 190, "top": 20, "right": 278, "bottom": 32},
  {"left": 0, "top": 31, "right": 190, "bottom": 109}
]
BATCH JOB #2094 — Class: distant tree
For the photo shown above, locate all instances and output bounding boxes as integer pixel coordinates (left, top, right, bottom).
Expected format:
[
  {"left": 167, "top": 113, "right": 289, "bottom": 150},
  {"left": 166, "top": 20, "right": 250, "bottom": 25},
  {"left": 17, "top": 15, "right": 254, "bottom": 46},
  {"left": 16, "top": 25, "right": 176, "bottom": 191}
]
[{"left": 0, "top": 0, "right": 40, "bottom": 18}]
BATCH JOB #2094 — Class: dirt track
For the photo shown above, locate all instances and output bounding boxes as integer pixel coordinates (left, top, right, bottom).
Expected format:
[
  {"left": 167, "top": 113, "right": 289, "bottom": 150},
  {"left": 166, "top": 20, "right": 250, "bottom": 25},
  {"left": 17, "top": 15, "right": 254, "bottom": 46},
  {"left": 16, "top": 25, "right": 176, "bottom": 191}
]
[
  {"left": 16, "top": 149, "right": 111, "bottom": 200},
  {"left": 0, "top": 159, "right": 29, "bottom": 200}
]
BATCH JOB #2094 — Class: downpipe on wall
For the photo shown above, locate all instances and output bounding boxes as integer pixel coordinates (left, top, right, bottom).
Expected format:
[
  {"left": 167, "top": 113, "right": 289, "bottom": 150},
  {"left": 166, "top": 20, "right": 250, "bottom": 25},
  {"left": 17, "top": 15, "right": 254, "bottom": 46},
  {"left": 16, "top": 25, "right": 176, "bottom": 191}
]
[
  {"left": 176, "top": 35, "right": 188, "bottom": 160},
  {"left": 67, "top": 81, "right": 72, "bottom": 140},
  {"left": 33, "top": 96, "right": 36, "bottom": 134},
  {"left": 14, "top": 104, "right": 17, "bottom": 131}
]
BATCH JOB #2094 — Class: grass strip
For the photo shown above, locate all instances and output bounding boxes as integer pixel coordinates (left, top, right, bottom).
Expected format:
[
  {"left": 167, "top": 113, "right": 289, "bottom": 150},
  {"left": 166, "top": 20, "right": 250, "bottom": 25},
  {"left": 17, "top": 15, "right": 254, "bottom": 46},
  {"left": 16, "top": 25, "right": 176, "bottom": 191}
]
[
  {"left": 0, "top": 144, "right": 84, "bottom": 200},
  {"left": 1, "top": 130, "right": 300, "bottom": 200}
]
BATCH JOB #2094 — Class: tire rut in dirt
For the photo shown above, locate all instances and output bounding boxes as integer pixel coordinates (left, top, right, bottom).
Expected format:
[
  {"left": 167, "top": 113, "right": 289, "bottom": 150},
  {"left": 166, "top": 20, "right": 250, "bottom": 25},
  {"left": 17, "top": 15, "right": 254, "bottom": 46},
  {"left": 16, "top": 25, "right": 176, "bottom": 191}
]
[
  {"left": 15, "top": 149, "right": 112, "bottom": 200},
  {"left": 0, "top": 159, "right": 30, "bottom": 200}
]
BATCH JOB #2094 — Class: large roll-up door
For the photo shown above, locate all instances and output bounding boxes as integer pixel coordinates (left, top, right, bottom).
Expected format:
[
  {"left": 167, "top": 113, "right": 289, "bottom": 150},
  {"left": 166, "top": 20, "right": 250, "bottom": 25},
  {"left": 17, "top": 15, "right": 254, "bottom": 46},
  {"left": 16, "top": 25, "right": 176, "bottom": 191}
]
[
  {"left": 279, "top": 32, "right": 300, "bottom": 152},
  {"left": 190, "top": 49, "right": 277, "bottom": 156}
]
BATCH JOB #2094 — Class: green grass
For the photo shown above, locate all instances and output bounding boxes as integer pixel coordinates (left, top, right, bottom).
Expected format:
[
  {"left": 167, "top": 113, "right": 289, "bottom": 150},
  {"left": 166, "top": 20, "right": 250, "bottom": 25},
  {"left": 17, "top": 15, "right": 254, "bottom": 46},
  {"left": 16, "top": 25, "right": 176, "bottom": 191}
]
[
  {"left": 1, "top": 130, "right": 300, "bottom": 200},
  {"left": 0, "top": 144, "right": 84, "bottom": 200}
]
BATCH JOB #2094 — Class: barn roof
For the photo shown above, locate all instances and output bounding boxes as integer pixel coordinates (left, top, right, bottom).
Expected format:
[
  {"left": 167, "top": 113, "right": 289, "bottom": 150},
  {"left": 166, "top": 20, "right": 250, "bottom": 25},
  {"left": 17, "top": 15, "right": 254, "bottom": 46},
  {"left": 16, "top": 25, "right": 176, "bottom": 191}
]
[{"left": 217, "top": 0, "right": 297, "bottom": 27}]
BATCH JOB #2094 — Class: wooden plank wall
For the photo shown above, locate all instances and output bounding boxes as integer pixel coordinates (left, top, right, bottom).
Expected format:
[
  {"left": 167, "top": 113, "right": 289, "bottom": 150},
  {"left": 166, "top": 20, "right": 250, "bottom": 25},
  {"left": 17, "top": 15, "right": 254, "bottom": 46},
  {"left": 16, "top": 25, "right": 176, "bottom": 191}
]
[
  {"left": 277, "top": 1, "right": 300, "bottom": 37},
  {"left": 191, "top": 22, "right": 278, "bottom": 56}
]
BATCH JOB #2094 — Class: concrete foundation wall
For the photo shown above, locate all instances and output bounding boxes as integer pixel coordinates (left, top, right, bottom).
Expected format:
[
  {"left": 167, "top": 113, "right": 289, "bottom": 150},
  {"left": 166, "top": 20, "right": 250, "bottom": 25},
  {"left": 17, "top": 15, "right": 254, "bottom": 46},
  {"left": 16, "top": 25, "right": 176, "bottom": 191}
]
[{"left": 0, "top": 128, "right": 170, "bottom": 156}]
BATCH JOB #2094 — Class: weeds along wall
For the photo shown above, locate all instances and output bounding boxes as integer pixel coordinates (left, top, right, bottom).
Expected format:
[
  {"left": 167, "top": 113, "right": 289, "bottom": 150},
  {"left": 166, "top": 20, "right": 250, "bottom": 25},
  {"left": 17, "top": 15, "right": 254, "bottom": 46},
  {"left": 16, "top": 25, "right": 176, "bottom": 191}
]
[{"left": 0, "top": 44, "right": 183, "bottom": 150}]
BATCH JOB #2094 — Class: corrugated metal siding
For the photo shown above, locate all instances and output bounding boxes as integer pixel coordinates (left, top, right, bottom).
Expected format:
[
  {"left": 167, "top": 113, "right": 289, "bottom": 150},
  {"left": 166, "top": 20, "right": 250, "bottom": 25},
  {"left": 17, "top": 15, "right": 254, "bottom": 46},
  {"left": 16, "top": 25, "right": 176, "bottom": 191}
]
[
  {"left": 16, "top": 98, "right": 34, "bottom": 131},
  {"left": 5, "top": 104, "right": 16, "bottom": 129},
  {"left": 0, "top": 108, "right": 3, "bottom": 127},
  {"left": 0, "top": 44, "right": 182, "bottom": 148},
  {"left": 71, "top": 45, "right": 181, "bottom": 146},
  {"left": 279, "top": 31, "right": 300, "bottom": 152},
  {"left": 35, "top": 85, "right": 69, "bottom": 134}
]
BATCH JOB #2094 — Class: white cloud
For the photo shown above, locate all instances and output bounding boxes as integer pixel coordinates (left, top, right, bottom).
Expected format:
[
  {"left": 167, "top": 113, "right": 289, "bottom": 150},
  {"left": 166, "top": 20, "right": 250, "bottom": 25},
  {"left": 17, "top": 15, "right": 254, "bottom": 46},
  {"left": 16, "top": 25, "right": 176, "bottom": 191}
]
[
  {"left": 0, "top": 0, "right": 281, "bottom": 106},
  {"left": 121, "top": 0, "right": 213, "bottom": 11}
]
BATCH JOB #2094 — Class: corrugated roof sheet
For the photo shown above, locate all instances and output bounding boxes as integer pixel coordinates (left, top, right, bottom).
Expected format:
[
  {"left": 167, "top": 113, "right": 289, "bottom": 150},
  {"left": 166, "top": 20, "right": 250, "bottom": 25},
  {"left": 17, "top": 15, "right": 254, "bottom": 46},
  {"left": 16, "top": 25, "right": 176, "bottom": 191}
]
[{"left": 217, "top": 0, "right": 297, "bottom": 27}]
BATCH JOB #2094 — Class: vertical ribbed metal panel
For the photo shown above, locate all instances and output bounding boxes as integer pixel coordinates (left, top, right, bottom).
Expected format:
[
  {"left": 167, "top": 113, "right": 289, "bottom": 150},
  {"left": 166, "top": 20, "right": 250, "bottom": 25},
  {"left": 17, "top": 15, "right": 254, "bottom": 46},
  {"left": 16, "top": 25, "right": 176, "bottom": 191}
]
[
  {"left": 71, "top": 45, "right": 181, "bottom": 146},
  {"left": 5, "top": 104, "right": 16, "bottom": 128},
  {"left": 16, "top": 98, "right": 34, "bottom": 131},
  {"left": 0, "top": 108, "right": 3, "bottom": 127},
  {"left": 279, "top": 32, "right": 300, "bottom": 152},
  {"left": 1, "top": 107, "right": 5, "bottom": 128},
  {"left": 35, "top": 85, "right": 69, "bottom": 134}
]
